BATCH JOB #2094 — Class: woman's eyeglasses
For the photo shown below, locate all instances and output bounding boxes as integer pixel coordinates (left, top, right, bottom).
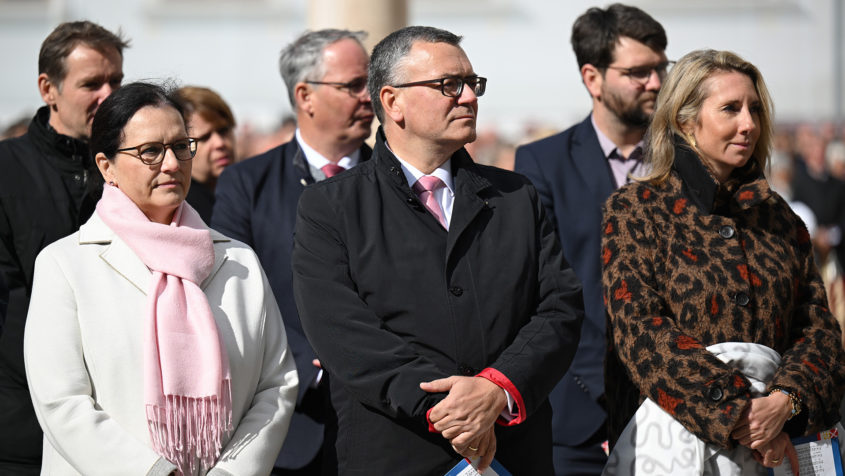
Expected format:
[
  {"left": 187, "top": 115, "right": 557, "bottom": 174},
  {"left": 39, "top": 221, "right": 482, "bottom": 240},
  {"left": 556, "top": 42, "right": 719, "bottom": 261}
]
[{"left": 116, "top": 138, "right": 198, "bottom": 165}]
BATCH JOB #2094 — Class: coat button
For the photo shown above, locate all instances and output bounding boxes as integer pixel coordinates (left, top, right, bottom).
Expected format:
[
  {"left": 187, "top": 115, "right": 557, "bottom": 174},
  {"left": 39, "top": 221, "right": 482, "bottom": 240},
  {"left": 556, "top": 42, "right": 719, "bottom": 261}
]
[
  {"left": 458, "top": 364, "right": 475, "bottom": 376},
  {"left": 708, "top": 386, "right": 723, "bottom": 401},
  {"left": 449, "top": 286, "right": 463, "bottom": 296},
  {"left": 719, "top": 225, "right": 735, "bottom": 239},
  {"left": 733, "top": 292, "right": 750, "bottom": 307}
]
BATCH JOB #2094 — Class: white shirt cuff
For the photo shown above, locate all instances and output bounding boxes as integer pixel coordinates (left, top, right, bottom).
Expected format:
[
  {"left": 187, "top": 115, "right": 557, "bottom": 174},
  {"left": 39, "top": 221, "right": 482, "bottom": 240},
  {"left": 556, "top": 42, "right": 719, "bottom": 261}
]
[{"left": 499, "top": 388, "right": 518, "bottom": 421}]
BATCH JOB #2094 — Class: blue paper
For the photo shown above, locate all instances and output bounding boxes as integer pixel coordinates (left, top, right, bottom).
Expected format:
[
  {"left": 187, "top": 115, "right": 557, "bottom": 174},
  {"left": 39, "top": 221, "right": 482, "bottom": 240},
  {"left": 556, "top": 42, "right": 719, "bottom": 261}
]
[{"left": 445, "top": 458, "right": 513, "bottom": 476}]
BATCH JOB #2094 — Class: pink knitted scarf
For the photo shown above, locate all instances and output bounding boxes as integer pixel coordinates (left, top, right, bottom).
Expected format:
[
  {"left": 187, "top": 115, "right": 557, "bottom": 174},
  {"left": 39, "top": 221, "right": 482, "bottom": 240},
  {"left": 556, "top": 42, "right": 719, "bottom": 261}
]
[{"left": 97, "top": 185, "right": 231, "bottom": 475}]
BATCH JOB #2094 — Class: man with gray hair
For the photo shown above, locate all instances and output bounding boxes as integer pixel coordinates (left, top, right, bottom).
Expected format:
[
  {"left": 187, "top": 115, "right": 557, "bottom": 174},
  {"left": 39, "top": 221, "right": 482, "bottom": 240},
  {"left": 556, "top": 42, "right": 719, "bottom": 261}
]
[
  {"left": 0, "top": 20, "right": 128, "bottom": 474},
  {"left": 212, "top": 29, "right": 373, "bottom": 475},
  {"left": 292, "top": 25, "right": 583, "bottom": 475}
]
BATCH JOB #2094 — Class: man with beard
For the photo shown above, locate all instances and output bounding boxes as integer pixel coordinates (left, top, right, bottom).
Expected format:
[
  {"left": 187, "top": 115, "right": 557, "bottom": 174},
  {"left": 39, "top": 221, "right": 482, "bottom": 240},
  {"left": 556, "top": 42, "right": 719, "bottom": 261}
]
[{"left": 514, "top": 4, "right": 667, "bottom": 475}]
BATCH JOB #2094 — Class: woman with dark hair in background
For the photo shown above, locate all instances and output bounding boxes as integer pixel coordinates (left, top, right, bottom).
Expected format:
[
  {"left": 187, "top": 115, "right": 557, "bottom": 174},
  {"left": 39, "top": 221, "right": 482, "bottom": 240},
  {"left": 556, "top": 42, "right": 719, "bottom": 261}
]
[
  {"left": 601, "top": 50, "right": 845, "bottom": 475},
  {"left": 174, "top": 86, "right": 237, "bottom": 223},
  {"left": 24, "top": 81, "right": 297, "bottom": 475}
]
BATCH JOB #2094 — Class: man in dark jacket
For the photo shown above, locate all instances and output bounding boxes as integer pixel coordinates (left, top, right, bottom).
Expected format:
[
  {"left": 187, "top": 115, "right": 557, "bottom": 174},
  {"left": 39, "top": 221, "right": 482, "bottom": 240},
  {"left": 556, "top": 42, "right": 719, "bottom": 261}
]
[
  {"left": 292, "top": 26, "right": 584, "bottom": 475},
  {"left": 514, "top": 5, "right": 667, "bottom": 474},
  {"left": 0, "top": 21, "right": 128, "bottom": 474},
  {"left": 212, "top": 29, "right": 373, "bottom": 475}
]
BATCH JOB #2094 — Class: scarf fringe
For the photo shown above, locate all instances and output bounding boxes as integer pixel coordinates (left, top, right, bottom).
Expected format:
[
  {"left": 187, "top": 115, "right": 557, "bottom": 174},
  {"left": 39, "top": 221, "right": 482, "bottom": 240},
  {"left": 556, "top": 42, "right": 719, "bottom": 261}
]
[{"left": 146, "top": 379, "right": 232, "bottom": 475}]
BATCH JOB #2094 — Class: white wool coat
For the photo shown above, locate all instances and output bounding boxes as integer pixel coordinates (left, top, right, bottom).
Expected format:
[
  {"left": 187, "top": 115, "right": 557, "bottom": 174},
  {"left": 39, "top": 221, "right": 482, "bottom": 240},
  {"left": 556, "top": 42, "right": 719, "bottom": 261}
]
[{"left": 24, "top": 211, "right": 298, "bottom": 475}]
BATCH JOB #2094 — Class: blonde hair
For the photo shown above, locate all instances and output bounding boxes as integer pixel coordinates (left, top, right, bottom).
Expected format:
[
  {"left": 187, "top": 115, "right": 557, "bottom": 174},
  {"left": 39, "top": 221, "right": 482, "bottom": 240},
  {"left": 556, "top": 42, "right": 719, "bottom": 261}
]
[{"left": 639, "top": 49, "right": 774, "bottom": 184}]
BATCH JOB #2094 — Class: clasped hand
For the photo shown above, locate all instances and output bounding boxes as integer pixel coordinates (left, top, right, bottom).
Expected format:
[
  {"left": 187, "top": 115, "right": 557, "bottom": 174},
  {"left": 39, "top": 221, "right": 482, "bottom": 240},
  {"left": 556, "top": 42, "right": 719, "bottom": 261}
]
[
  {"left": 420, "top": 376, "right": 507, "bottom": 473},
  {"left": 731, "top": 393, "right": 798, "bottom": 475}
]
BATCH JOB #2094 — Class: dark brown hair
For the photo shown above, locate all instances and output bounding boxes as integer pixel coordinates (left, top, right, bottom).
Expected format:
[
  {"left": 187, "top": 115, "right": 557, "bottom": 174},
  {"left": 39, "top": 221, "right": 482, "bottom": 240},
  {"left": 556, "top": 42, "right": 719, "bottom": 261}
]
[
  {"left": 39, "top": 21, "right": 130, "bottom": 88},
  {"left": 571, "top": 3, "right": 666, "bottom": 70},
  {"left": 91, "top": 81, "right": 185, "bottom": 160}
]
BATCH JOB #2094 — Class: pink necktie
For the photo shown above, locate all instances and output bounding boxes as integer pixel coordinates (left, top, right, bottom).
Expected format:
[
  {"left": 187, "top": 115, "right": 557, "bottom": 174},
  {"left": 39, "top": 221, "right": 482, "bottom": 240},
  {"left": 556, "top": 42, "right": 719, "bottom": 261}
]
[
  {"left": 413, "top": 176, "right": 448, "bottom": 229},
  {"left": 321, "top": 163, "right": 345, "bottom": 178}
]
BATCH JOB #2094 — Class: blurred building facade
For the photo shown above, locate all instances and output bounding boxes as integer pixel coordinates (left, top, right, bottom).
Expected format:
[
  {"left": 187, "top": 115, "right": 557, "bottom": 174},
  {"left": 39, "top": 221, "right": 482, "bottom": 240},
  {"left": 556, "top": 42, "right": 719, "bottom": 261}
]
[{"left": 0, "top": 0, "right": 843, "bottom": 142}]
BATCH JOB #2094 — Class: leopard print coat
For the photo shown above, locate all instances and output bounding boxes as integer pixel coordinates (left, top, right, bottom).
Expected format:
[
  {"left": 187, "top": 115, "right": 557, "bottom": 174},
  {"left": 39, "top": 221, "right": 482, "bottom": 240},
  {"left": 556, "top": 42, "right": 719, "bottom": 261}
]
[{"left": 601, "top": 145, "right": 845, "bottom": 450}]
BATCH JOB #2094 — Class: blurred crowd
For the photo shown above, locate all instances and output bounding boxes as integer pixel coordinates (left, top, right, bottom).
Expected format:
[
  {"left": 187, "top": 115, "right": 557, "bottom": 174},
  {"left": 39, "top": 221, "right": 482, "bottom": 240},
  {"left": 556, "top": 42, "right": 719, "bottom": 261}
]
[
  {"left": 2, "top": 111, "right": 297, "bottom": 160},
  {"left": 3, "top": 5, "right": 845, "bottom": 474}
]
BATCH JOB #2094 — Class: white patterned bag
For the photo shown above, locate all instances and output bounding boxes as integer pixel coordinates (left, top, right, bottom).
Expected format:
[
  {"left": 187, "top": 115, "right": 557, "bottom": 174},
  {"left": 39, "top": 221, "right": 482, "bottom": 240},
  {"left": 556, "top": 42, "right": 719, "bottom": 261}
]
[{"left": 603, "top": 342, "right": 845, "bottom": 476}]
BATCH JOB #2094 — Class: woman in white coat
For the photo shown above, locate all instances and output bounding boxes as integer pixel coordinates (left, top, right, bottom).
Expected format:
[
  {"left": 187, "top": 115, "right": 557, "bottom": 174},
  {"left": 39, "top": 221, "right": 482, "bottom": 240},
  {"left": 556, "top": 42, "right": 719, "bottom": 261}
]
[{"left": 23, "top": 82, "right": 298, "bottom": 475}]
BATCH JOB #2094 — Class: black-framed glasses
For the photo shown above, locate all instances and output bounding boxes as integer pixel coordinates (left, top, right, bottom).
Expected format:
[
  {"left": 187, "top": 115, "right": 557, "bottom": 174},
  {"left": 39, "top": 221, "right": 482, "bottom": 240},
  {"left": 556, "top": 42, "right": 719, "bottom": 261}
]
[
  {"left": 305, "top": 77, "right": 368, "bottom": 96},
  {"left": 116, "top": 138, "right": 197, "bottom": 165},
  {"left": 392, "top": 76, "right": 487, "bottom": 98},
  {"left": 604, "top": 61, "right": 675, "bottom": 84}
]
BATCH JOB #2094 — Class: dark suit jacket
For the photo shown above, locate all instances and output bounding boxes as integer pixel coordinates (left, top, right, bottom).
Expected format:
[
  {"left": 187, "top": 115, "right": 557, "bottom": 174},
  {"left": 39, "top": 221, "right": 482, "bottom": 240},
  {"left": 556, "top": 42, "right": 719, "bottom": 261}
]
[
  {"left": 212, "top": 140, "right": 371, "bottom": 470},
  {"left": 186, "top": 178, "right": 215, "bottom": 225},
  {"left": 292, "top": 129, "right": 584, "bottom": 475},
  {"left": 514, "top": 115, "right": 616, "bottom": 447}
]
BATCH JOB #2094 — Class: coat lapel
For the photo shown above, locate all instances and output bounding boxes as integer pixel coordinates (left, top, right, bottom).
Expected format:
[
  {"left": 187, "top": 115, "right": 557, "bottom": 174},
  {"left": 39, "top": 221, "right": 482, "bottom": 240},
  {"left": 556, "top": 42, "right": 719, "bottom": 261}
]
[
  {"left": 446, "top": 150, "right": 492, "bottom": 259},
  {"left": 570, "top": 116, "right": 616, "bottom": 202},
  {"left": 290, "top": 142, "right": 315, "bottom": 188},
  {"left": 82, "top": 212, "right": 230, "bottom": 294},
  {"left": 81, "top": 214, "right": 153, "bottom": 295},
  {"left": 203, "top": 230, "right": 230, "bottom": 288}
]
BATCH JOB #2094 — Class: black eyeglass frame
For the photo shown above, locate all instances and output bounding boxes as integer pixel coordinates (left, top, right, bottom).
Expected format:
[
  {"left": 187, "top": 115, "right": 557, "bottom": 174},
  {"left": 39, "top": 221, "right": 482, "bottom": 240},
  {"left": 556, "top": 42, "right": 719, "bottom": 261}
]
[
  {"left": 304, "top": 77, "right": 369, "bottom": 96},
  {"left": 115, "top": 138, "right": 198, "bottom": 165},
  {"left": 602, "top": 61, "right": 676, "bottom": 84},
  {"left": 391, "top": 75, "right": 487, "bottom": 98}
]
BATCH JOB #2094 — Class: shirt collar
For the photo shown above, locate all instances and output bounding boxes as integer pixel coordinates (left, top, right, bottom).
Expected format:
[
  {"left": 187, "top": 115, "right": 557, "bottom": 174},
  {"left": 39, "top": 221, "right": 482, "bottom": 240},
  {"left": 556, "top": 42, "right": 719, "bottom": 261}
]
[
  {"left": 295, "top": 128, "right": 360, "bottom": 170},
  {"left": 590, "top": 114, "right": 644, "bottom": 160},
  {"left": 385, "top": 141, "right": 454, "bottom": 194}
]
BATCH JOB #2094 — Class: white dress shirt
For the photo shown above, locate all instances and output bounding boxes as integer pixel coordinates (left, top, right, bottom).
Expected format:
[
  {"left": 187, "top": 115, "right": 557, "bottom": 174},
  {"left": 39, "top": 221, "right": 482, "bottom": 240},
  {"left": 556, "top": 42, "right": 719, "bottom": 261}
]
[{"left": 295, "top": 128, "right": 361, "bottom": 178}]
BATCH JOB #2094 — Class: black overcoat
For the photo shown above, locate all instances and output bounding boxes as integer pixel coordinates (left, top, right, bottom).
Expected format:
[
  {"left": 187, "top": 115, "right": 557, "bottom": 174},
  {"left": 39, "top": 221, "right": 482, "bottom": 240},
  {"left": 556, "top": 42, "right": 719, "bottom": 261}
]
[
  {"left": 212, "top": 139, "right": 371, "bottom": 470},
  {"left": 292, "top": 129, "right": 584, "bottom": 475},
  {"left": 0, "top": 106, "right": 102, "bottom": 472}
]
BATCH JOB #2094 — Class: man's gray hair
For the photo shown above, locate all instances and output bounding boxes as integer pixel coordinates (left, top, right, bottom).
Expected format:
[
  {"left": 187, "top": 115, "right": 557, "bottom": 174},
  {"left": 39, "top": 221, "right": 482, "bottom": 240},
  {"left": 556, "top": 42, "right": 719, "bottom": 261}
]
[
  {"left": 278, "top": 29, "right": 367, "bottom": 108},
  {"left": 368, "top": 26, "right": 462, "bottom": 122}
]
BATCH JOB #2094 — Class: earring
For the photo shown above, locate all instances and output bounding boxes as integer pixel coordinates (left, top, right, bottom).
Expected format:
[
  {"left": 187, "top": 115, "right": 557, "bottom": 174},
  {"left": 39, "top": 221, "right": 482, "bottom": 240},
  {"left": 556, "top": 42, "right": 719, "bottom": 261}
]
[{"left": 108, "top": 181, "right": 115, "bottom": 186}]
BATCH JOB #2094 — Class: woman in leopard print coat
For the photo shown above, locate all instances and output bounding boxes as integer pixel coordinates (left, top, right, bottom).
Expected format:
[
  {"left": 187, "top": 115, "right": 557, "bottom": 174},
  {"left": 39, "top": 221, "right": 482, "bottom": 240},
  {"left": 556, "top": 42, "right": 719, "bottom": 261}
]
[{"left": 602, "top": 50, "right": 845, "bottom": 473}]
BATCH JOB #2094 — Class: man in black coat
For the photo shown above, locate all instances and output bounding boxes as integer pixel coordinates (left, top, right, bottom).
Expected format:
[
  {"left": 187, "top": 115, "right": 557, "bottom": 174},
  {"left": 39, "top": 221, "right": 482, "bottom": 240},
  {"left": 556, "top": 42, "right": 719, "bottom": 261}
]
[
  {"left": 211, "top": 29, "right": 374, "bottom": 475},
  {"left": 0, "top": 21, "right": 128, "bottom": 474},
  {"left": 292, "top": 26, "right": 584, "bottom": 476},
  {"left": 514, "top": 5, "right": 667, "bottom": 474}
]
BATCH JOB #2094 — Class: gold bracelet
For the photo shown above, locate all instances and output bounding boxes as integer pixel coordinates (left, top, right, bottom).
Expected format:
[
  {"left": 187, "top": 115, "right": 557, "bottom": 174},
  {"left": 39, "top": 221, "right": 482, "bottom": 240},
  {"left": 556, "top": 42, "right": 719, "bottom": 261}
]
[{"left": 769, "top": 387, "right": 802, "bottom": 420}]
